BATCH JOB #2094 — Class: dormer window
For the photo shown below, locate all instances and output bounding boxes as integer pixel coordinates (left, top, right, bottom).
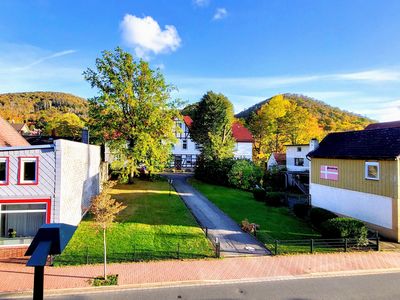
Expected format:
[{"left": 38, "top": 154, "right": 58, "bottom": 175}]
[
  {"left": 0, "top": 157, "right": 9, "bottom": 185},
  {"left": 18, "top": 157, "right": 39, "bottom": 185}
]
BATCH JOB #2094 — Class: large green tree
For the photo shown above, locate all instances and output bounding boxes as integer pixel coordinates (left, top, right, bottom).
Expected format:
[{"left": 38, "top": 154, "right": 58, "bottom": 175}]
[
  {"left": 83, "top": 47, "right": 179, "bottom": 180},
  {"left": 45, "top": 112, "right": 85, "bottom": 138},
  {"left": 190, "top": 91, "right": 235, "bottom": 160}
]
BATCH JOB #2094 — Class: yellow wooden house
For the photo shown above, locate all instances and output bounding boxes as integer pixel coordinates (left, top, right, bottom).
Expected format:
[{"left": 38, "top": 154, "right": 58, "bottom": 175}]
[{"left": 308, "top": 127, "right": 400, "bottom": 241}]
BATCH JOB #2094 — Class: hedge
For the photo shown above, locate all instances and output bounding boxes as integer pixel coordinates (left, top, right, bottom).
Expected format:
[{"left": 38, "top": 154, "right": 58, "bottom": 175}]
[
  {"left": 265, "top": 192, "right": 285, "bottom": 207},
  {"left": 320, "top": 217, "right": 368, "bottom": 242},
  {"left": 253, "top": 188, "right": 266, "bottom": 202},
  {"left": 293, "top": 203, "right": 310, "bottom": 219},
  {"left": 310, "top": 207, "right": 338, "bottom": 229}
]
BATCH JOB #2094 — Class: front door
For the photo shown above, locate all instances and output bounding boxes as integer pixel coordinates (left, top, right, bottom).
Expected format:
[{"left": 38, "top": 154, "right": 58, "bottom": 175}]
[{"left": 174, "top": 155, "right": 182, "bottom": 170}]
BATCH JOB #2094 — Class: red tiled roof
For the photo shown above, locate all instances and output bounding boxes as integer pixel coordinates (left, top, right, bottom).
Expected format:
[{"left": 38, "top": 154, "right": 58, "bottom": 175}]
[
  {"left": 231, "top": 122, "right": 254, "bottom": 142},
  {"left": 273, "top": 153, "right": 286, "bottom": 165},
  {"left": 183, "top": 115, "right": 193, "bottom": 127},
  {"left": 182, "top": 116, "right": 254, "bottom": 143},
  {"left": 0, "top": 116, "right": 30, "bottom": 147},
  {"left": 365, "top": 120, "right": 400, "bottom": 130}
]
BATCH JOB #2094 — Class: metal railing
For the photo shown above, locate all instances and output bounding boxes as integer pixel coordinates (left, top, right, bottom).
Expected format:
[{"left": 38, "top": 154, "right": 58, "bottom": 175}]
[{"left": 267, "top": 236, "right": 379, "bottom": 255}]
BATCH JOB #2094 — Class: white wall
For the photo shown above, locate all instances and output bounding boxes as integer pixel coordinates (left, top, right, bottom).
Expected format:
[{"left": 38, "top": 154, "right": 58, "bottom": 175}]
[
  {"left": 310, "top": 183, "right": 393, "bottom": 229},
  {"left": 55, "top": 140, "right": 101, "bottom": 226},
  {"left": 286, "top": 145, "right": 310, "bottom": 172},
  {"left": 234, "top": 142, "right": 252, "bottom": 160},
  {"left": 172, "top": 138, "right": 201, "bottom": 156}
]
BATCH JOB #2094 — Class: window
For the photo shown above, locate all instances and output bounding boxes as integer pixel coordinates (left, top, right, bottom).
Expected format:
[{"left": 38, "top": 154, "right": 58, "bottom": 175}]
[
  {"left": 186, "top": 155, "right": 192, "bottom": 165},
  {"left": 365, "top": 162, "right": 379, "bottom": 180},
  {"left": 18, "top": 157, "right": 38, "bottom": 185},
  {"left": 297, "top": 147, "right": 302, "bottom": 152},
  {"left": 195, "top": 143, "right": 201, "bottom": 150},
  {"left": 0, "top": 157, "right": 9, "bottom": 185},
  {"left": 294, "top": 158, "right": 304, "bottom": 166},
  {"left": 0, "top": 203, "right": 46, "bottom": 238},
  {"left": 182, "top": 139, "right": 187, "bottom": 150}
]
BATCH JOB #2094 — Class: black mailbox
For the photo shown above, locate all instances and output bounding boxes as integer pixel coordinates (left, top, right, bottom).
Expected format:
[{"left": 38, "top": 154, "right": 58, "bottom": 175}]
[{"left": 25, "top": 223, "right": 77, "bottom": 300}]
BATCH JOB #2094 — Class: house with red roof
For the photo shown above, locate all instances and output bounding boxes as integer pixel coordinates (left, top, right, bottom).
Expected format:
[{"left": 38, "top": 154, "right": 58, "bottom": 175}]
[{"left": 171, "top": 116, "right": 254, "bottom": 170}]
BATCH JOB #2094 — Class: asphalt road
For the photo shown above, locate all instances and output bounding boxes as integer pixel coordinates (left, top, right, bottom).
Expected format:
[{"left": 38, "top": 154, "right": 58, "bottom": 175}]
[{"left": 20, "top": 272, "right": 400, "bottom": 300}]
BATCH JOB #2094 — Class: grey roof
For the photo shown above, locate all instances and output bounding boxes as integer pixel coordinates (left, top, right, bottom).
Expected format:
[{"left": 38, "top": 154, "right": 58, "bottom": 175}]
[{"left": 308, "top": 127, "right": 400, "bottom": 160}]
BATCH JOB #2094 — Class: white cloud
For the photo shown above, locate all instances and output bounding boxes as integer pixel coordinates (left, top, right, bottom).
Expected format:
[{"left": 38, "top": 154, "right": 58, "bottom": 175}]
[
  {"left": 357, "top": 99, "right": 400, "bottom": 122},
  {"left": 0, "top": 43, "right": 90, "bottom": 97},
  {"left": 120, "top": 14, "right": 181, "bottom": 58},
  {"left": 332, "top": 69, "right": 400, "bottom": 82},
  {"left": 213, "top": 8, "right": 228, "bottom": 20},
  {"left": 193, "top": 0, "right": 209, "bottom": 7}
]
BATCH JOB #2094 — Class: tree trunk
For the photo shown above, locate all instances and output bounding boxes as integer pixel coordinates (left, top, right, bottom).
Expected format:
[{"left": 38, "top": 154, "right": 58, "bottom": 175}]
[{"left": 103, "top": 227, "right": 107, "bottom": 280}]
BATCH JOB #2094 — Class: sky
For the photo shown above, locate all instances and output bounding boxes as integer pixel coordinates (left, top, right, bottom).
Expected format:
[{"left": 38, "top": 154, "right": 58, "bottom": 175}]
[{"left": 1, "top": 0, "right": 400, "bottom": 121}]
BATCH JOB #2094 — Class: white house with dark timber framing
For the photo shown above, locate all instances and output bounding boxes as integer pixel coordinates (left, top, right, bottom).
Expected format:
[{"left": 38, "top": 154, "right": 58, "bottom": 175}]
[
  {"left": 0, "top": 139, "right": 101, "bottom": 251},
  {"left": 171, "top": 116, "right": 254, "bottom": 170}
]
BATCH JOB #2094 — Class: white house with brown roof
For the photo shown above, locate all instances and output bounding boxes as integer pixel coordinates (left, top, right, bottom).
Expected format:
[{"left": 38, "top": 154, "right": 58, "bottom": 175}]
[{"left": 171, "top": 116, "right": 254, "bottom": 170}]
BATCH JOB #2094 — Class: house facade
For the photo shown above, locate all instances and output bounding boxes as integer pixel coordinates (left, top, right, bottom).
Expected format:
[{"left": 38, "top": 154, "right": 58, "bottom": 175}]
[
  {"left": 0, "top": 139, "right": 101, "bottom": 250},
  {"left": 267, "top": 153, "right": 286, "bottom": 170},
  {"left": 308, "top": 127, "right": 400, "bottom": 241},
  {"left": 171, "top": 116, "right": 254, "bottom": 170}
]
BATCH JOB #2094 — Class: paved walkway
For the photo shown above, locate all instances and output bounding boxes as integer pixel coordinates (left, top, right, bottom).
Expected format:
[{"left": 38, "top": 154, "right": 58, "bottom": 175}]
[
  {"left": 2, "top": 252, "right": 400, "bottom": 294},
  {"left": 166, "top": 173, "right": 269, "bottom": 256}
]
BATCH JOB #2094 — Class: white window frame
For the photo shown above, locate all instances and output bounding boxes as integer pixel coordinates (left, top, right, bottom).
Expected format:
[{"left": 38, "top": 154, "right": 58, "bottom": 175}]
[
  {"left": 19, "top": 157, "right": 39, "bottom": 185},
  {"left": 0, "top": 157, "right": 9, "bottom": 185},
  {"left": 365, "top": 161, "right": 380, "bottom": 180}
]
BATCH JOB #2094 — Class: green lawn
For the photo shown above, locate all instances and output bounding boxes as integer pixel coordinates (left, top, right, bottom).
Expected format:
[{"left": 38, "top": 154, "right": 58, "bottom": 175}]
[
  {"left": 189, "top": 179, "right": 320, "bottom": 254},
  {"left": 55, "top": 179, "right": 214, "bottom": 266}
]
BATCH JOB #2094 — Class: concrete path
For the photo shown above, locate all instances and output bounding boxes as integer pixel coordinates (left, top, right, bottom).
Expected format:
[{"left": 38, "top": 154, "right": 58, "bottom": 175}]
[{"left": 165, "top": 173, "right": 269, "bottom": 257}]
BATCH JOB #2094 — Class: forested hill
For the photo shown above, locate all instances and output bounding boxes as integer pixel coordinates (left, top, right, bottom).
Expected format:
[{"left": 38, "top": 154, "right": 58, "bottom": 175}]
[
  {"left": 0, "top": 92, "right": 88, "bottom": 123},
  {"left": 236, "top": 93, "right": 373, "bottom": 132}
]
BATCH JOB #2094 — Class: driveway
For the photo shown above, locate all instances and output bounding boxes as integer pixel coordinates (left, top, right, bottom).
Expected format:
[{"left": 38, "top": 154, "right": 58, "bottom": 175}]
[{"left": 165, "top": 173, "right": 269, "bottom": 257}]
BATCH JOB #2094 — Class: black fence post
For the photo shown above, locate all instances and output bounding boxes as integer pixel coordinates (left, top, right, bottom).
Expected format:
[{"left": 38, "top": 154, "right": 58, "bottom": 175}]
[
  {"left": 86, "top": 246, "right": 89, "bottom": 265},
  {"left": 177, "top": 243, "right": 180, "bottom": 259},
  {"left": 274, "top": 240, "right": 279, "bottom": 255},
  {"left": 376, "top": 234, "right": 380, "bottom": 251},
  {"left": 310, "top": 239, "right": 314, "bottom": 254},
  {"left": 215, "top": 238, "right": 221, "bottom": 258},
  {"left": 344, "top": 238, "right": 348, "bottom": 252},
  {"left": 205, "top": 227, "right": 208, "bottom": 237}
]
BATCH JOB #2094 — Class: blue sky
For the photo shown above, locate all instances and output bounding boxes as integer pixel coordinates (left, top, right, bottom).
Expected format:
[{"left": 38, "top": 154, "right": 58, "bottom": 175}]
[{"left": 1, "top": 0, "right": 400, "bottom": 121}]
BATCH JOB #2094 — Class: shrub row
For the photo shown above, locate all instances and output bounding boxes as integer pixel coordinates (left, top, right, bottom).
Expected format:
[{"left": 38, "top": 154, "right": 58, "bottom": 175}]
[
  {"left": 195, "top": 157, "right": 262, "bottom": 190},
  {"left": 252, "top": 189, "right": 286, "bottom": 207},
  {"left": 299, "top": 206, "right": 368, "bottom": 241}
]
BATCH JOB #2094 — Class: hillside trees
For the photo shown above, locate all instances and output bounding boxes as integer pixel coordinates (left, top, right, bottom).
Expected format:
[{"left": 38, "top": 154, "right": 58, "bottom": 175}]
[
  {"left": 44, "top": 113, "right": 85, "bottom": 138},
  {"left": 190, "top": 91, "right": 236, "bottom": 160},
  {"left": 84, "top": 47, "right": 180, "bottom": 181},
  {"left": 247, "top": 95, "right": 323, "bottom": 161}
]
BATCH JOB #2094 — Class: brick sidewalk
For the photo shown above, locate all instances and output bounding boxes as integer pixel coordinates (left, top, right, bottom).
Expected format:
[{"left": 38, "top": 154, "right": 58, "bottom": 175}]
[{"left": 2, "top": 252, "right": 400, "bottom": 293}]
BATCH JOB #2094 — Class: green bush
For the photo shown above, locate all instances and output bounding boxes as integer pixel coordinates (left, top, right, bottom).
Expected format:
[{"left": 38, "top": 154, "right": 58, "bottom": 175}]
[
  {"left": 310, "top": 207, "right": 338, "bottom": 229},
  {"left": 320, "top": 218, "right": 368, "bottom": 242},
  {"left": 228, "top": 160, "right": 263, "bottom": 190},
  {"left": 265, "top": 192, "right": 285, "bottom": 207},
  {"left": 293, "top": 203, "right": 310, "bottom": 219},
  {"left": 195, "top": 157, "right": 235, "bottom": 186},
  {"left": 253, "top": 188, "right": 266, "bottom": 202}
]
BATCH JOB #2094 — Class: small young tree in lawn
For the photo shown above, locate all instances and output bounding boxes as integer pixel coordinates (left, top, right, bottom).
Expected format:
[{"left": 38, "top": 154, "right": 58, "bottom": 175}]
[{"left": 90, "top": 181, "right": 126, "bottom": 280}]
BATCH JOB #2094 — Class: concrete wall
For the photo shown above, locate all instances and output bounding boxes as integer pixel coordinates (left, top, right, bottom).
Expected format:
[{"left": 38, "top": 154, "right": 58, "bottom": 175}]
[
  {"left": 286, "top": 145, "right": 310, "bottom": 172},
  {"left": 311, "top": 183, "right": 393, "bottom": 229},
  {"left": 54, "top": 140, "right": 101, "bottom": 226},
  {"left": 234, "top": 142, "right": 253, "bottom": 160}
]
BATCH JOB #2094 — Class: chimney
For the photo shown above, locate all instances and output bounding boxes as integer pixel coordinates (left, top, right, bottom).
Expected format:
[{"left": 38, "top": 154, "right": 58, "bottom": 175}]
[
  {"left": 82, "top": 127, "right": 89, "bottom": 144},
  {"left": 309, "top": 138, "right": 319, "bottom": 151}
]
